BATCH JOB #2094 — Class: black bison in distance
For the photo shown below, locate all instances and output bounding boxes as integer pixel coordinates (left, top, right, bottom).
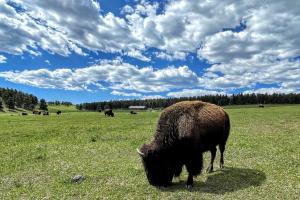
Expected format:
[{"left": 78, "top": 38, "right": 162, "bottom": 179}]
[
  {"left": 137, "top": 101, "right": 230, "bottom": 188},
  {"left": 104, "top": 109, "right": 114, "bottom": 117}
]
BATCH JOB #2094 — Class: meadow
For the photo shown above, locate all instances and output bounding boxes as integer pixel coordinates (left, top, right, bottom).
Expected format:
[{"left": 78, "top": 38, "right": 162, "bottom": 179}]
[{"left": 0, "top": 105, "right": 299, "bottom": 199}]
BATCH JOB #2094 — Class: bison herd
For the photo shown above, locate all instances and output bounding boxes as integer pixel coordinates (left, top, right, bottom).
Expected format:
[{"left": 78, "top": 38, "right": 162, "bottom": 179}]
[
  {"left": 137, "top": 101, "right": 230, "bottom": 188},
  {"left": 20, "top": 110, "right": 62, "bottom": 116}
]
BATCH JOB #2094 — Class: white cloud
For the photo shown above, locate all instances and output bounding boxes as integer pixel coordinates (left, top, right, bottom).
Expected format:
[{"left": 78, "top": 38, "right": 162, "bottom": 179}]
[
  {"left": 141, "top": 95, "right": 164, "bottom": 100},
  {"left": 155, "top": 51, "right": 187, "bottom": 61},
  {"left": 0, "top": 55, "right": 6, "bottom": 63},
  {"left": 0, "top": 60, "right": 201, "bottom": 93},
  {"left": 111, "top": 90, "right": 142, "bottom": 97},
  {"left": 0, "top": 0, "right": 142, "bottom": 59},
  {"left": 125, "top": 0, "right": 251, "bottom": 54},
  {"left": 243, "top": 88, "right": 298, "bottom": 94},
  {"left": 201, "top": 57, "right": 300, "bottom": 92},
  {"left": 121, "top": 5, "right": 134, "bottom": 14},
  {"left": 1, "top": 0, "right": 300, "bottom": 94},
  {"left": 45, "top": 60, "right": 50, "bottom": 65},
  {"left": 124, "top": 49, "right": 150, "bottom": 62},
  {"left": 167, "top": 89, "right": 226, "bottom": 98}
]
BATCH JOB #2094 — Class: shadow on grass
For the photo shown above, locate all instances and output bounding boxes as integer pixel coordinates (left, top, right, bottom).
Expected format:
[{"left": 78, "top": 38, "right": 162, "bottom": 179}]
[{"left": 160, "top": 167, "right": 266, "bottom": 194}]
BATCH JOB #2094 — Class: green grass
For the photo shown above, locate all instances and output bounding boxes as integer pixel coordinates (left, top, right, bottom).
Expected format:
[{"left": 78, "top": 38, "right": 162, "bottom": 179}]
[
  {"left": 0, "top": 105, "right": 299, "bottom": 199},
  {"left": 47, "top": 105, "right": 78, "bottom": 113},
  {"left": 0, "top": 105, "right": 77, "bottom": 115}
]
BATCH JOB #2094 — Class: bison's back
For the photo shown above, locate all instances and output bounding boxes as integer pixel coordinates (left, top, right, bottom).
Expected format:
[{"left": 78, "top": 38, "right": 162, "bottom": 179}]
[{"left": 155, "top": 101, "right": 229, "bottom": 150}]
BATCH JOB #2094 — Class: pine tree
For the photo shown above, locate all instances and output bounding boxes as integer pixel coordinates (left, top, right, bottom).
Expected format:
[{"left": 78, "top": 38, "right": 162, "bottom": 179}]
[
  {"left": 39, "top": 99, "right": 48, "bottom": 111},
  {"left": 0, "top": 97, "right": 3, "bottom": 111},
  {"left": 7, "top": 96, "right": 15, "bottom": 109}
]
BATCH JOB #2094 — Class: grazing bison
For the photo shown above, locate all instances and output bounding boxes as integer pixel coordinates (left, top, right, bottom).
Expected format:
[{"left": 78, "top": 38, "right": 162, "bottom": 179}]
[
  {"left": 21, "top": 112, "right": 28, "bottom": 115},
  {"left": 104, "top": 109, "right": 114, "bottom": 117},
  {"left": 43, "top": 111, "right": 49, "bottom": 115},
  {"left": 33, "top": 110, "right": 41, "bottom": 115},
  {"left": 137, "top": 101, "right": 230, "bottom": 188},
  {"left": 57, "top": 110, "right": 62, "bottom": 115},
  {"left": 130, "top": 111, "right": 137, "bottom": 114}
]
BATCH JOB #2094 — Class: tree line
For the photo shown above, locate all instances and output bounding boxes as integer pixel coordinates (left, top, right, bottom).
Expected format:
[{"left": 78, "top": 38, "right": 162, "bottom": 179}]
[
  {"left": 48, "top": 101, "right": 73, "bottom": 106},
  {"left": 76, "top": 93, "right": 300, "bottom": 111},
  {"left": 0, "top": 87, "right": 38, "bottom": 110}
]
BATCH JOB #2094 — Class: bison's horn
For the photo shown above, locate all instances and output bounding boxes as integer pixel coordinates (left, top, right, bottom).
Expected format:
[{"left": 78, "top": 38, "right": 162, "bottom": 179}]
[{"left": 136, "top": 148, "right": 144, "bottom": 156}]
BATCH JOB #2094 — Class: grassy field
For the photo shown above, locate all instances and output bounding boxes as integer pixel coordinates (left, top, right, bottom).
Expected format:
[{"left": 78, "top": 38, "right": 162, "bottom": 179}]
[{"left": 0, "top": 105, "right": 299, "bottom": 199}]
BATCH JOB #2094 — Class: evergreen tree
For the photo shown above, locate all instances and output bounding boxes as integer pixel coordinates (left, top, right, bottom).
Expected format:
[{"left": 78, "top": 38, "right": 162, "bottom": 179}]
[
  {"left": 0, "top": 97, "right": 3, "bottom": 111},
  {"left": 39, "top": 99, "right": 48, "bottom": 111},
  {"left": 7, "top": 96, "right": 15, "bottom": 109}
]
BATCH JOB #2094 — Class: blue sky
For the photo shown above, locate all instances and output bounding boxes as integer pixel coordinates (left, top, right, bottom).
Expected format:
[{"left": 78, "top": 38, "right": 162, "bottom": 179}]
[{"left": 0, "top": 0, "right": 299, "bottom": 103}]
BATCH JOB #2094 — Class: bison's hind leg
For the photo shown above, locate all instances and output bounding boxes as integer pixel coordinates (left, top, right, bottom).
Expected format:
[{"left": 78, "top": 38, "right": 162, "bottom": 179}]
[
  {"left": 219, "top": 143, "right": 225, "bottom": 170},
  {"left": 206, "top": 147, "right": 217, "bottom": 173}
]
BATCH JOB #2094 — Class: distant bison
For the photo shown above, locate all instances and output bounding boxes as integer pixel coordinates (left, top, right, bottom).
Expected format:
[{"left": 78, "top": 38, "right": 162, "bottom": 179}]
[
  {"left": 104, "top": 109, "right": 114, "bottom": 117},
  {"left": 33, "top": 110, "right": 41, "bottom": 115},
  {"left": 43, "top": 111, "right": 49, "bottom": 115},
  {"left": 21, "top": 112, "right": 28, "bottom": 115},
  {"left": 137, "top": 101, "right": 230, "bottom": 187},
  {"left": 57, "top": 110, "right": 62, "bottom": 115},
  {"left": 258, "top": 104, "right": 264, "bottom": 108},
  {"left": 130, "top": 111, "right": 137, "bottom": 114}
]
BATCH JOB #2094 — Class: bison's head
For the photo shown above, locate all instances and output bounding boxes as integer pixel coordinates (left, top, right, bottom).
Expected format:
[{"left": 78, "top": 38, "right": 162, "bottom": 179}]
[{"left": 137, "top": 144, "right": 174, "bottom": 187}]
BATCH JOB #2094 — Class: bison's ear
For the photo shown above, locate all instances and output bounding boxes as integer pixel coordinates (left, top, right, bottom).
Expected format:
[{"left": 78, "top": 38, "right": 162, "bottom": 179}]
[{"left": 137, "top": 148, "right": 145, "bottom": 157}]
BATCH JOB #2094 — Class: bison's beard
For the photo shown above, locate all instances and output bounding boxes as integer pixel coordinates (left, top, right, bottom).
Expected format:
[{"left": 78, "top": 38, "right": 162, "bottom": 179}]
[{"left": 141, "top": 154, "right": 183, "bottom": 187}]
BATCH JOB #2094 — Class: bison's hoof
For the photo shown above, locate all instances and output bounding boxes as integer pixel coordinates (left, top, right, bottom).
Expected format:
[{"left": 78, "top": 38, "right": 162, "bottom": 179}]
[
  {"left": 220, "top": 164, "right": 225, "bottom": 170},
  {"left": 186, "top": 184, "right": 193, "bottom": 189},
  {"left": 206, "top": 166, "right": 214, "bottom": 173}
]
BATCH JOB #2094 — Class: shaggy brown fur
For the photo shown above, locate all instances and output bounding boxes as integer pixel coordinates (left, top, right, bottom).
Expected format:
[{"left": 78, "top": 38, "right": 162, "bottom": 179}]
[
  {"left": 104, "top": 109, "right": 114, "bottom": 117},
  {"left": 138, "top": 101, "right": 230, "bottom": 187}
]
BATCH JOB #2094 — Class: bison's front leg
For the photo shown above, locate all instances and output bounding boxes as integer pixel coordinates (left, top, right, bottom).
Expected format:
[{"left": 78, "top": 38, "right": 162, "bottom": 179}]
[
  {"left": 185, "top": 153, "right": 203, "bottom": 188},
  {"left": 186, "top": 174, "right": 193, "bottom": 188}
]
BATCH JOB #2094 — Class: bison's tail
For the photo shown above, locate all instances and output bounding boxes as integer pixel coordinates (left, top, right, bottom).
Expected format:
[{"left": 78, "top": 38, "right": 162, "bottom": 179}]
[{"left": 223, "top": 112, "right": 230, "bottom": 143}]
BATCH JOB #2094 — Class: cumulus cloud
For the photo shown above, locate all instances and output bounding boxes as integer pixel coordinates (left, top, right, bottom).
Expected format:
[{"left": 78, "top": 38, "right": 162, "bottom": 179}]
[
  {"left": 154, "top": 51, "right": 187, "bottom": 61},
  {"left": 45, "top": 60, "right": 50, "bottom": 65},
  {"left": 1, "top": 0, "right": 300, "bottom": 95},
  {"left": 243, "top": 87, "right": 298, "bottom": 94},
  {"left": 167, "top": 89, "right": 226, "bottom": 98},
  {"left": 0, "top": 55, "right": 6, "bottom": 63},
  {"left": 141, "top": 95, "right": 165, "bottom": 100},
  {"left": 201, "top": 57, "right": 300, "bottom": 92},
  {"left": 0, "top": 0, "right": 142, "bottom": 58},
  {"left": 111, "top": 90, "right": 142, "bottom": 97},
  {"left": 0, "top": 60, "right": 201, "bottom": 93},
  {"left": 125, "top": 0, "right": 250, "bottom": 54},
  {"left": 124, "top": 49, "right": 150, "bottom": 62}
]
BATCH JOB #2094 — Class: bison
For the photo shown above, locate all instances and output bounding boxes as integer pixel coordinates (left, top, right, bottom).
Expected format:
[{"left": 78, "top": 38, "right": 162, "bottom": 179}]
[
  {"left": 104, "top": 109, "right": 114, "bottom": 117},
  {"left": 57, "top": 110, "right": 62, "bottom": 115},
  {"left": 21, "top": 112, "right": 28, "bottom": 115},
  {"left": 43, "top": 111, "right": 49, "bottom": 115},
  {"left": 130, "top": 111, "right": 137, "bottom": 114},
  {"left": 137, "top": 101, "right": 230, "bottom": 188},
  {"left": 33, "top": 110, "right": 41, "bottom": 115}
]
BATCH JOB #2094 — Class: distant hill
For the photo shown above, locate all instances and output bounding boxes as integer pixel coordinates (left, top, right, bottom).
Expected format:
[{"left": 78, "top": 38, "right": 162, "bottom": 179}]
[{"left": 0, "top": 87, "right": 38, "bottom": 112}]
